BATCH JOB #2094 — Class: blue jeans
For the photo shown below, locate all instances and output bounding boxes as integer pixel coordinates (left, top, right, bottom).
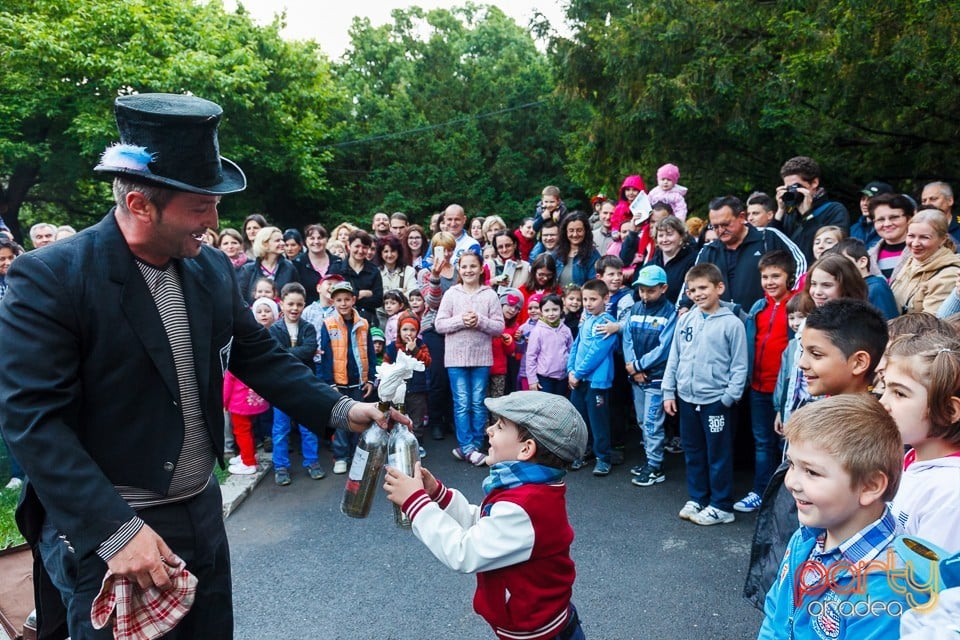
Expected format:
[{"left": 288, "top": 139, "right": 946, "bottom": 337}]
[
  {"left": 551, "top": 604, "right": 586, "bottom": 640},
  {"left": 677, "top": 398, "right": 734, "bottom": 512},
  {"left": 631, "top": 384, "right": 665, "bottom": 467},
  {"left": 272, "top": 408, "right": 319, "bottom": 468},
  {"left": 570, "top": 384, "right": 611, "bottom": 463},
  {"left": 332, "top": 385, "right": 364, "bottom": 461},
  {"left": 750, "top": 389, "right": 779, "bottom": 495},
  {"left": 447, "top": 366, "right": 490, "bottom": 452},
  {"left": 332, "top": 428, "right": 359, "bottom": 462}
]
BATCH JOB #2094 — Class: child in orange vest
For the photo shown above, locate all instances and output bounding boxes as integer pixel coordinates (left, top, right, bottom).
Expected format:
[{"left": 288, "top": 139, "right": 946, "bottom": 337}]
[{"left": 318, "top": 281, "right": 376, "bottom": 474}]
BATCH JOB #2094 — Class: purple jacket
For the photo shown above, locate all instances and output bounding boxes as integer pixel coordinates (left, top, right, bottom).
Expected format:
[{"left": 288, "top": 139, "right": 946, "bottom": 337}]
[
  {"left": 525, "top": 319, "right": 573, "bottom": 380},
  {"left": 434, "top": 284, "right": 504, "bottom": 367}
]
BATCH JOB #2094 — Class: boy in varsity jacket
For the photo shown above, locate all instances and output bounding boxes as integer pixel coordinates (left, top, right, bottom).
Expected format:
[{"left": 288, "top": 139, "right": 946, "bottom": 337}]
[{"left": 384, "top": 391, "right": 589, "bottom": 640}]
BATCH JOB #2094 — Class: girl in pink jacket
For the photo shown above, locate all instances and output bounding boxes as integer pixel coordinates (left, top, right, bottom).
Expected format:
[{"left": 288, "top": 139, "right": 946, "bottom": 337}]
[
  {"left": 435, "top": 252, "right": 505, "bottom": 465},
  {"left": 222, "top": 297, "right": 275, "bottom": 474},
  {"left": 223, "top": 372, "right": 269, "bottom": 473}
]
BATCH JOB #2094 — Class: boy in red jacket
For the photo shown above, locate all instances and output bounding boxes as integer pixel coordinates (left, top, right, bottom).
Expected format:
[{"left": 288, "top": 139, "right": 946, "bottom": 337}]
[
  {"left": 736, "top": 250, "right": 797, "bottom": 513},
  {"left": 385, "top": 391, "right": 588, "bottom": 640}
]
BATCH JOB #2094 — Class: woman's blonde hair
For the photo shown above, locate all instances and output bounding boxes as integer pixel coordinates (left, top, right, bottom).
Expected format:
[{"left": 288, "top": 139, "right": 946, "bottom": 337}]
[
  {"left": 481, "top": 215, "right": 506, "bottom": 239},
  {"left": 253, "top": 226, "right": 282, "bottom": 259},
  {"left": 685, "top": 217, "right": 705, "bottom": 238},
  {"left": 910, "top": 209, "right": 956, "bottom": 252},
  {"left": 330, "top": 222, "right": 357, "bottom": 242}
]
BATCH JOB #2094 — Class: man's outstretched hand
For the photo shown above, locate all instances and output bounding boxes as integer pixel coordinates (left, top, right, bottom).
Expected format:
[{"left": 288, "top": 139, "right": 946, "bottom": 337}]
[{"left": 347, "top": 402, "right": 412, "bottom": 433}]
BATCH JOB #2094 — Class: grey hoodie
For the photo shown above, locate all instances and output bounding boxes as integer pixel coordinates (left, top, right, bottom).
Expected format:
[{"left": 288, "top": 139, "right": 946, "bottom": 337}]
[{"left": 662, "top": 305, "right": 748, "bottom": 406}]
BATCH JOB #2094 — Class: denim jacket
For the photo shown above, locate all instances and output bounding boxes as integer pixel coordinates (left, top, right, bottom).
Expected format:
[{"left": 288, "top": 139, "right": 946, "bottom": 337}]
[{"left": 551, "top": 248, "right": 601, "bottom": 286}]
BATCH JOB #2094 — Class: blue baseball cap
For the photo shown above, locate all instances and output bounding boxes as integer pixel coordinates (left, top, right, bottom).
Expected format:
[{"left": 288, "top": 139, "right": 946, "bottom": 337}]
[{"left": 633, "top": 265, "right": 668, "bottom": 287}]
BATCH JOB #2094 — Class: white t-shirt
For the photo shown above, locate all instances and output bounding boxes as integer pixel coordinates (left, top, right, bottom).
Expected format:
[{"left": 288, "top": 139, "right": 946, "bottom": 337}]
[{"left": 285, "top": 318, "right": 299, "bottom": 347}]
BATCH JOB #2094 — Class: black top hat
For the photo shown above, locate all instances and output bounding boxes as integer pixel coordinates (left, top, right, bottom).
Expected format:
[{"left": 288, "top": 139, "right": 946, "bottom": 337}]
[{"left": 94, "top": 93, "right": 246, "bottom": 195}]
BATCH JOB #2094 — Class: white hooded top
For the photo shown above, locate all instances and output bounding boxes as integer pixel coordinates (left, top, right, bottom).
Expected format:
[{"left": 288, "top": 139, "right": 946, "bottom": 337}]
[{"left": 890, "top": 452, "right": 960, "bottom": 553}]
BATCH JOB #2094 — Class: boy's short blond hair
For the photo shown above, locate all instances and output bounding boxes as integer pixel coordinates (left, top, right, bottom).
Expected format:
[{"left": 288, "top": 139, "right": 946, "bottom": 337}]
[
  {"left": 784, "top": 394, "right": 902, "bottom": 501},
  {"left": 542, "top": 185, "right": 561, "bottom": 198},
  {"left": 431, "top": 231, "right": 456, "bottom": 251}
]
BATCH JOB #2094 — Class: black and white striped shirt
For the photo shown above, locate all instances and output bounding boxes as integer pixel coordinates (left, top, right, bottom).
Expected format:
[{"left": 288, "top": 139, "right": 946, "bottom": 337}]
[{"left": 97, "top": 259, "right": 214, "bottom": 559}]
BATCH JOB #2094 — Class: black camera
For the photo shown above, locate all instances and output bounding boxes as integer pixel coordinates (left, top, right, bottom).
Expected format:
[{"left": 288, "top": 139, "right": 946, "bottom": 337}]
[{"left": 782, "top": 183, "right": 804, "bottom": 208}]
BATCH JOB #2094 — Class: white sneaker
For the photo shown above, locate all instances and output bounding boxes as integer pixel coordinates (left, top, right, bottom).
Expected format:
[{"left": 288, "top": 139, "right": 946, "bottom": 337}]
[
  {"left": 228, "top": 462, "right": 258, "bottom": 475},
  {"left": 228, "top": 455, "right": 242, "bottom": 466},
  {"left": 467, "top": 450, "right": 488, "bottom": 466},
  {"left": 678, "top": 501, "right": 703, "bottom": 521},
  {"left": 691, "top": 505, "right": 735, "bottom": 526},
  {"left": 4, "top": 477, "right": 23, "bottom": 491},
  {"left": 333, "top": 460, "right": 348, "bottom": 474}
]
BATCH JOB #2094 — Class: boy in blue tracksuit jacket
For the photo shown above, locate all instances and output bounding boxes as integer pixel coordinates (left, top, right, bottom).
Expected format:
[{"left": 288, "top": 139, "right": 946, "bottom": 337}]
[
  {"left": 621, "top": 266, "right": 677, "bottom": 487},
  {"left": 757, "top": 395, "right": 936, "bottom": 640},
  {"left": 567, "top": 278, "right": 618, "bottom": 475}
]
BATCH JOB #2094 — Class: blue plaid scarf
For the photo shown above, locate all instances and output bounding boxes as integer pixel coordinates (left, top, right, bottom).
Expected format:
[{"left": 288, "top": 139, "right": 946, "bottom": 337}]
[{"left": 482, "top": 461, "right": 565, "bottom": 496}]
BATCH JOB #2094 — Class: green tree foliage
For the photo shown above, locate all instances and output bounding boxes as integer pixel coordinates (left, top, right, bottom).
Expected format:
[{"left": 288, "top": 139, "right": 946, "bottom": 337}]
[
  {"left": 553, "top": 0, "right": 960, "bottom": 214},
  {"left": 0, "top": 0, "right": 342, "bottom": 241},
  {"left": 328, "top": 4, "right": 577, "bottom": 228}
]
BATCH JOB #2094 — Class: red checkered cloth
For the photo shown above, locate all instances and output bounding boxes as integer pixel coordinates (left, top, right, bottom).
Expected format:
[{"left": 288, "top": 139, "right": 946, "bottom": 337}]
[{"left": 90, "top": 558, "right": 198, "bottom": 639}]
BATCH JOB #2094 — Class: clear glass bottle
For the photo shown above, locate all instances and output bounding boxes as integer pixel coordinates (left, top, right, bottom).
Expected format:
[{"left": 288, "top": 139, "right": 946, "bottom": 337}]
[
  {"left": 341, "top": 401, "right": 391, "bottom": 519},
  {"left": 387, "top": 403, "right": 419, "bottom": 528}
]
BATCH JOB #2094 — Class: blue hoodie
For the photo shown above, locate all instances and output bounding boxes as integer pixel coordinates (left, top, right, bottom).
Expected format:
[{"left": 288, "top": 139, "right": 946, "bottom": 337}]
[
  {"left": 864, "top": 274, "right": 900, "bottom": 321},
  {"left": 567, "top": 310, "right": 617, "bottom": 389},
  {"left": 621, "top": 296, "right": 676, "bottom": 386}
]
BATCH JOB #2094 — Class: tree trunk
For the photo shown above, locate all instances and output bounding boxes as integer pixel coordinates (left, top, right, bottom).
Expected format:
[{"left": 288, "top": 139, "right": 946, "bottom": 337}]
[{"left": 0, "top": 164, "right": 40, "bottom": 245}]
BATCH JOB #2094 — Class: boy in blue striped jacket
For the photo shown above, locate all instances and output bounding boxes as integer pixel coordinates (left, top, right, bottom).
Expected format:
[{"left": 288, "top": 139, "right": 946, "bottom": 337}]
[{"left": 622, "top": 265, "right": 677, "bottom": 488}]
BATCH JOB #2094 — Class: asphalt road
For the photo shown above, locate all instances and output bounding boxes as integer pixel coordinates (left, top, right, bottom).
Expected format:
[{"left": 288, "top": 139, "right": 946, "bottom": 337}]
[{"left": 227, "top": 435, "right": 765, "bottom": 640}]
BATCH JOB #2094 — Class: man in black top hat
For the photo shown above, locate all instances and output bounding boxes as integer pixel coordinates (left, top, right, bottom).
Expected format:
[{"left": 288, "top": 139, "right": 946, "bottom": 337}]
[{"left": 0, "top": 93, "right": 401, "bottom": 639}]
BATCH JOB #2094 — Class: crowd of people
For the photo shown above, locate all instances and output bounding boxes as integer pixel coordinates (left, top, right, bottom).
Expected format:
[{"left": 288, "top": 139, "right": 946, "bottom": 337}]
[
  {"left": 207, "top": 156, "right": 960, "bottom": 638},
  {"left": 4, "top": 121, "right": 959, "bottom": 638}
]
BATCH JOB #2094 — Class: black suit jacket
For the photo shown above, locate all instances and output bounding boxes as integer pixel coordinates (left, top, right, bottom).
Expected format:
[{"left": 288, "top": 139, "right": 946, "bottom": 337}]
[
  {"left": 0, "top": 211, "right": 341, "bottom": 557},
  {"left": 294, "top": 251, "right": 343, "bottom": 305}
]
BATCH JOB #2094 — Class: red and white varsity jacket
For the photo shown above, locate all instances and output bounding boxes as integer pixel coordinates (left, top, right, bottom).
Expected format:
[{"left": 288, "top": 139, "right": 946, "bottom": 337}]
[{"left": 403, "top": 480, "right": 575, "bottom": 640}]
